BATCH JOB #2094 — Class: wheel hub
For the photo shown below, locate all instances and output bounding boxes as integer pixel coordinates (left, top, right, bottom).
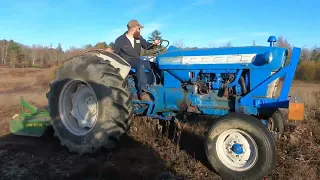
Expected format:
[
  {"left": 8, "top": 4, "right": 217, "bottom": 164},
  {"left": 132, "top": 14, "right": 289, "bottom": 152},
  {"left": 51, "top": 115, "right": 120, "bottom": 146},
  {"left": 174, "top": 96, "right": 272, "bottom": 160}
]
[
  {"left": 216, "top": 129, "right": 258, "bottom": 171},
  {"left": 231, "top": 143, "right": 243, "bottom": 155},
  {"left": 70, "top": 84, "right": 98, "bottom": 129},
  {"left": 59, "top": 80, "right": 99, "bottom": 136}
]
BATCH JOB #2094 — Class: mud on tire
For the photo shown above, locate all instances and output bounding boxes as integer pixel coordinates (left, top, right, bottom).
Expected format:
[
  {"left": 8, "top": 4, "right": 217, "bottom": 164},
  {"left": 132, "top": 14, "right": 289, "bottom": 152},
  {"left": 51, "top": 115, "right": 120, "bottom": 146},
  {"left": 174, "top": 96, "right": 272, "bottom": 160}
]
[{"left": 46, "top": 54, "right": 132, "bottom": 154}]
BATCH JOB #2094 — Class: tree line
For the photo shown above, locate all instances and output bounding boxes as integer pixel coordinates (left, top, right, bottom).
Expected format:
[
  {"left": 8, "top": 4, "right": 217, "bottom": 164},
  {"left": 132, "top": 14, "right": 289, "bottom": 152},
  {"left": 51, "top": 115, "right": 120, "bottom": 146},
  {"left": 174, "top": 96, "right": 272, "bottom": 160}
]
[{"left": 0, "top": 30, "right": 319, "bottom": 81}]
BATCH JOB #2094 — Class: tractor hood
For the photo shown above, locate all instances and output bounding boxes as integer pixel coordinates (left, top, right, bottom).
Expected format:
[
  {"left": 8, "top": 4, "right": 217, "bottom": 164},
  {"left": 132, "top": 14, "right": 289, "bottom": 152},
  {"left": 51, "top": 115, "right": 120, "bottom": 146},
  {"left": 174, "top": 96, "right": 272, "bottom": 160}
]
[{"left": 156, "top": 46, "right": 288, "bottom": 70}]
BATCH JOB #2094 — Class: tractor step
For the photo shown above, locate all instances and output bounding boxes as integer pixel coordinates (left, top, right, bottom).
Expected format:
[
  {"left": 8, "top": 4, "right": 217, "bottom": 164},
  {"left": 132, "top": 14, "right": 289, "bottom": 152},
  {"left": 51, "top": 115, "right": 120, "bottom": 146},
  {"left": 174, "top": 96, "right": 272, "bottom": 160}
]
[{"left": 9, "top": 97, "right": 51, "bottom": 137}]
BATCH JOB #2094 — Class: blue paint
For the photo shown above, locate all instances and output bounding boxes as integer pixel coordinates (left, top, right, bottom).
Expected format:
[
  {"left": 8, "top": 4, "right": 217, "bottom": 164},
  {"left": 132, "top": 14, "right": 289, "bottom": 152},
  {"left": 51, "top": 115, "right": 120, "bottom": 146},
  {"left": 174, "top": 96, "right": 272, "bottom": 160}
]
[
  {"left": 268, "top": 36, "right": 277, "bottom": 47},
  {"left": 167, "top": 70, "right": 191, "bottom": 82},
  {"left": 130, "top": 68, "right": 150, "bottom": 73},
  {"left": 240, "top": 47, "right": 301, "bottom": 109},
  {"left": 126, "top": 36, "right": 302, "bottom": 121},
  {"left": 232, "top": 144, "right": 243, "bottom": 155},
  {"left": 211, "top": 73, "right": 222, "bottom": 90},
  {"left": 227, "top": 69, "right": 243, "bottom": 88},
  {"left": 163, "top": 71, "right": 181, "bottom": 88},
  {"left": 261, "top": 119, "right": 268, "bottom": 125},
  {"left": 262, "top": 51, "right": 273, "bottom": 64}
]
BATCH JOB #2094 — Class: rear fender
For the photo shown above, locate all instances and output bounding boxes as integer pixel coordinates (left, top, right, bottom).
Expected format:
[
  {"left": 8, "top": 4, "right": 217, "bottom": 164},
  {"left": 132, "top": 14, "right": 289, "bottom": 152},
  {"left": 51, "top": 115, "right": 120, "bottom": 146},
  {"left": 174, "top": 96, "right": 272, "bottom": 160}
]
[{"left": 82, "top": 49, "right": 131, "bottom": 79}]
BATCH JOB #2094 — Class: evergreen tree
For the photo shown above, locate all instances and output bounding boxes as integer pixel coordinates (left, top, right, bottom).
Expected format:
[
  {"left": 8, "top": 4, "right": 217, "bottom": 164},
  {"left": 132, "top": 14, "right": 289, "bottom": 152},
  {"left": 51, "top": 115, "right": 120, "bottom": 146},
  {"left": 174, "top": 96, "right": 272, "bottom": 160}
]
[
  {"left": 57, "top": 43, "right": 63, "bottom": 53},
  {"left": 109, "top": 42, "right": 115, "bottom": 48},
  {"left": 310, "top": 47, "right": 320, "bottom": 62},
  {"left": 94, "top": 42, "right": 108, "bottom": 49},
  {"left": 84, "top": 44, "right": 93, "bottom": 50},
  {"left": 148, "top": 30, "right": 162, "bottom": 41}
]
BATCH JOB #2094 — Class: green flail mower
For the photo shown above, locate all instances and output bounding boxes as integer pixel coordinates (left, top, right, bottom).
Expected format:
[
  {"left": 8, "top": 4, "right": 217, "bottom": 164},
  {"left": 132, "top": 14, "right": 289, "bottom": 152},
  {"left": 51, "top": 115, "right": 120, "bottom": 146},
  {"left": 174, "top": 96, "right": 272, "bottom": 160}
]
[{"left": 10, "top": 97, "right": 51, "bottom": 137}]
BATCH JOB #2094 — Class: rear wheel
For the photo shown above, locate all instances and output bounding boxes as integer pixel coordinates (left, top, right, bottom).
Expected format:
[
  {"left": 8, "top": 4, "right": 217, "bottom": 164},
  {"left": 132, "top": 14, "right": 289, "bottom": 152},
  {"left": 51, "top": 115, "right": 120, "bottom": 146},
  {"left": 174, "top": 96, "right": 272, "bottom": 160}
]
[
  {"left": 205, "top": 113, "right": 276, "bottom": 180},
  {"left": 267, "top": 109, "right": 285, "bottom": 135},
  {"left": 260, "top": 109, "right": 285, "bottom": 138},
  {"left": 47, "top": 54, "right": 132, "bottom": 154}
]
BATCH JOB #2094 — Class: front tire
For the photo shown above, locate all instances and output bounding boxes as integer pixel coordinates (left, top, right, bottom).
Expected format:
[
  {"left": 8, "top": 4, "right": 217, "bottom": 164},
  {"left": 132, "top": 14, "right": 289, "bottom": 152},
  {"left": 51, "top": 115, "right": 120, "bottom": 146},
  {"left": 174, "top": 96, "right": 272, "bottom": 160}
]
[
  {"left": 47, "top": 54, "right": 132, "bottom": 154},
  {"left": 205, "top": 113, "right": 276, "bottom": 180}
]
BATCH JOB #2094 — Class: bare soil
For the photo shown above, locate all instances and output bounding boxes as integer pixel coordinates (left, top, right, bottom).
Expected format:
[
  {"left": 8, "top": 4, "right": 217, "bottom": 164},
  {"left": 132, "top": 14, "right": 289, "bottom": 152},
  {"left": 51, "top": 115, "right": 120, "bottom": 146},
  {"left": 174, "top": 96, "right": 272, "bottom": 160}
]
[{"left": 0, "top": 67, "right": 319, "bottom": 180}]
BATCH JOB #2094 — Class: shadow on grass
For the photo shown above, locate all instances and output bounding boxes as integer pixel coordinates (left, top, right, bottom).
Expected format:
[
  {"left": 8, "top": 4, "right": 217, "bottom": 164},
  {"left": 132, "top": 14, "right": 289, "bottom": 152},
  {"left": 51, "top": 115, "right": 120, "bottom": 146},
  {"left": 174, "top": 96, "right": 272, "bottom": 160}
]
[
  {"left": 164, "top": 115, "right": 217, "bottom": 172},
  {"left": 178, "top": 130, "right": 213, "bottom": 170}
]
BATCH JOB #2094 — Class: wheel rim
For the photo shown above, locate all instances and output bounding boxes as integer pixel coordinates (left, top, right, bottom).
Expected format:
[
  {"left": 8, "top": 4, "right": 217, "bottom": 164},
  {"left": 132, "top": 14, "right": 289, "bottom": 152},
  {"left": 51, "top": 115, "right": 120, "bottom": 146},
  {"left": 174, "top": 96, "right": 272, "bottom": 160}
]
[
  {"left": 267, "top": 118, "right": 275, "bottom": 131},
  {"left": 215, "top": 129, "right": 258, "bottom": 172},
  {"left": 58, "top": 80, "right": 99, "bottom": 136},
  {"left": 261, "top": 118, "right": 276, "bottom": 132}
]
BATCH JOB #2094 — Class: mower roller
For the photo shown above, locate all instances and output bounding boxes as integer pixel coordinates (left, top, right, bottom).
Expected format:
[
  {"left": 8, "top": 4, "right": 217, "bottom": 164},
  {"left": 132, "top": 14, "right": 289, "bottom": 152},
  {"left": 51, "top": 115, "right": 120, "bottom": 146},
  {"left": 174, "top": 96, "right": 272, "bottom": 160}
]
[{"left": 9, "top": 36, "right": 304, "bottom": 180}]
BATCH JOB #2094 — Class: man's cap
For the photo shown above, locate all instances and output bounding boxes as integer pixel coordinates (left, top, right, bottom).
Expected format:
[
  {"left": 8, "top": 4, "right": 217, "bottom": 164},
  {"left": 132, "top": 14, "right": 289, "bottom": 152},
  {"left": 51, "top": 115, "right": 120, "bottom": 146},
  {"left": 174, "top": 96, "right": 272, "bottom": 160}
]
[{"left": 127, "top": 20, "right": 144, "bottom": 29}]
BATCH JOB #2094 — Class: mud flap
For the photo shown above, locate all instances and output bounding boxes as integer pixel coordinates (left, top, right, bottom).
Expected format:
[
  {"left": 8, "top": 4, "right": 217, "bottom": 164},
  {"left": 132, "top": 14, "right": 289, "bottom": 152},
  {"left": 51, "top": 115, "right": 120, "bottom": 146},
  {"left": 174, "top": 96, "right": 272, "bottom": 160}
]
[{"left": 9, "top": 97, "right": 51, "bottom": 137}]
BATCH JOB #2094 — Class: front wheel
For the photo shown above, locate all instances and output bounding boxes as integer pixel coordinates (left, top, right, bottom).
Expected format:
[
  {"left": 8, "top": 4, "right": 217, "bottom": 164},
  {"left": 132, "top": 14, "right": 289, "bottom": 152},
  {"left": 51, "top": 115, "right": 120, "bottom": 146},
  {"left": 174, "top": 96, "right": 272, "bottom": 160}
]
[{"left": 205, "top": 113, "right": 276, "bottom": 180}]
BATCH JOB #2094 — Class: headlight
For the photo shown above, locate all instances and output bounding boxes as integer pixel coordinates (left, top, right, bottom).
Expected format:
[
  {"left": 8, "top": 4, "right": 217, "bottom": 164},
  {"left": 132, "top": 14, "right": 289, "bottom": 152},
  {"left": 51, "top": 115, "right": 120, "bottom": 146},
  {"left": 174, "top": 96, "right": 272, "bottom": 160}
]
[{"left": 263, "top": 52, "right": 273, "bottom": 64}]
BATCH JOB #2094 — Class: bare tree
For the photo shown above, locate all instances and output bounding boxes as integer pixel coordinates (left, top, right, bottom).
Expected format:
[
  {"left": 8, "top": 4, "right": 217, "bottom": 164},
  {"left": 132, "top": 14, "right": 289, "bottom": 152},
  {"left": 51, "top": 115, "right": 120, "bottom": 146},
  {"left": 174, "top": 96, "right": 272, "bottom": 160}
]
[
  {"left": 208, "top": 41, "right": 215, "bottom": 48},
  {"left": 173, "top": 40, "right": 185, "bottom": 48},
  {"left": 20, "top": 45, "right": 30, "bottom": 68},
  {"left": 0, "top": 40, "right": 9, "bottom": 65},
  {"left": 39, "top": 46, "right": 46, "bottom": 68},
  {"left": 224, "top": 42, "right": 233, "bottom": 47},
  {"left": 31, "top": 45, "right": 39, "bottom": 66}
]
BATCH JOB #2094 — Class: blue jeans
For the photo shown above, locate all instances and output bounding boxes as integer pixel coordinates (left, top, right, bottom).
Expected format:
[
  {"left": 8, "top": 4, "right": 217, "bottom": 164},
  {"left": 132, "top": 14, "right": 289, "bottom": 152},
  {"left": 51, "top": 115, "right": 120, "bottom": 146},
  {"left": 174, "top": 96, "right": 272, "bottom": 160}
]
[{"left": 127, "top": 59, "right": 152, "bottom": 94}]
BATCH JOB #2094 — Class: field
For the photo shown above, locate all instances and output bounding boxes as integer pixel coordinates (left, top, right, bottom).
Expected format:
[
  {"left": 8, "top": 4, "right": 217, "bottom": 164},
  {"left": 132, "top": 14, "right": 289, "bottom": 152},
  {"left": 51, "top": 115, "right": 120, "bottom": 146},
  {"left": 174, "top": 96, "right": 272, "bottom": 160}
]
[{"left": 0, "top": 67, "right": 319, "bottom": 180}]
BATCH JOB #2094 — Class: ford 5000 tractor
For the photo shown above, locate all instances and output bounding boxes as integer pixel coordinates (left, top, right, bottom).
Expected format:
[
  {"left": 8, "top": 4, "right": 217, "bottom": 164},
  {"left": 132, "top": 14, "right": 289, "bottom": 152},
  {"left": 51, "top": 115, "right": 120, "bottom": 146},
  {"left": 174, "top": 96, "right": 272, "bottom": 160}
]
[{"left": 10, "top": 36, "right": 304, "bottom": 180}]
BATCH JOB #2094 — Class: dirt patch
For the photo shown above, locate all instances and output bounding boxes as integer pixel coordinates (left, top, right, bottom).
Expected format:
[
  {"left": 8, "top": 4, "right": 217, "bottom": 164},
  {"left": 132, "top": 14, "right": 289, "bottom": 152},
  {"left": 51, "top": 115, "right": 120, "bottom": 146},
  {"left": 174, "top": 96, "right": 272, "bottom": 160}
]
[{"left": 0, "top": 67, "right": 319, "bottom": 180}]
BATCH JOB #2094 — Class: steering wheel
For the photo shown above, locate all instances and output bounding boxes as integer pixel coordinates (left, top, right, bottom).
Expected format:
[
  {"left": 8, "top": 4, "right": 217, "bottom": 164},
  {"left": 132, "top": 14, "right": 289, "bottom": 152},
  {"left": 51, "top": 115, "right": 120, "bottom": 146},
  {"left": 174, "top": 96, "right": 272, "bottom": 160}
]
[{"left": 142, "top": 40, "right": 170, "bottom": 56}]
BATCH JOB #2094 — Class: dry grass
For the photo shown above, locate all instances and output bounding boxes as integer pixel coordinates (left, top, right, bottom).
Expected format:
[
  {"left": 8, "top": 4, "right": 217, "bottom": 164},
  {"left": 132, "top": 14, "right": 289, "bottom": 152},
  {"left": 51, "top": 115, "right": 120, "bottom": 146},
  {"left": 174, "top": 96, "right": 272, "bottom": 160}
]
[
  {"left": 274, "top": 87, "right": 320, "bottom": 180},
  {"left": 295, "top": 61, "right": 320, "bottom": 81},
  {"left": 0, "top": 67, "right": 319, "bottom": 180}
]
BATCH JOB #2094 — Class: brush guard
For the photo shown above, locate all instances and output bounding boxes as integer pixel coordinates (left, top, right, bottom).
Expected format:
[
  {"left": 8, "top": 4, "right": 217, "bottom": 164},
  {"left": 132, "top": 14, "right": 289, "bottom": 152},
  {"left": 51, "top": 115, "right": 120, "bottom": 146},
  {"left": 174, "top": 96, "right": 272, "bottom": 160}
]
[{"left": 10, "top": 97, "right": 51, "bottom": 137}]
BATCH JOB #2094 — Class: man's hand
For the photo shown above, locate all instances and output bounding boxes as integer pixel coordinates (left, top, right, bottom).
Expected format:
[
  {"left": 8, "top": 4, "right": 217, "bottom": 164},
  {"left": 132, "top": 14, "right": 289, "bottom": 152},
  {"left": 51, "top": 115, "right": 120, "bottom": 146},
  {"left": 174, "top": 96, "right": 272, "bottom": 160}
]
[
  {"left": 153, "top": 40, "right": 160, "bottom": 46},
  {"left": 105, "top": 47, "right": 114, "bottom": 53}
]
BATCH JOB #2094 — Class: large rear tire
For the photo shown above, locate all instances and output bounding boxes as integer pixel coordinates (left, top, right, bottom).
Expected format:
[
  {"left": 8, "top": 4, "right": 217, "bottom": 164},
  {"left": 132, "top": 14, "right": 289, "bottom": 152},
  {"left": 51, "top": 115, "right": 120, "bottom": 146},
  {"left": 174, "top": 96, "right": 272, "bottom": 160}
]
[
  {"left": 47, "top": 54, "right": 132, "bottom": 154},
  {"left": 205, "top": 113, "right": 276, "bottom": 180}
]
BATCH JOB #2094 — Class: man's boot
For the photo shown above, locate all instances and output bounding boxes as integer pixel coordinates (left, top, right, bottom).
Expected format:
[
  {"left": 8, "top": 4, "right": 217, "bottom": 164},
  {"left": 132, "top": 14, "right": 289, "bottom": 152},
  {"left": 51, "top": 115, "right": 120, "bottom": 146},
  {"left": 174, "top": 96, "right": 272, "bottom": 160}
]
[{"left": 138, "top": 92, "right": 152, "bottom": 101}]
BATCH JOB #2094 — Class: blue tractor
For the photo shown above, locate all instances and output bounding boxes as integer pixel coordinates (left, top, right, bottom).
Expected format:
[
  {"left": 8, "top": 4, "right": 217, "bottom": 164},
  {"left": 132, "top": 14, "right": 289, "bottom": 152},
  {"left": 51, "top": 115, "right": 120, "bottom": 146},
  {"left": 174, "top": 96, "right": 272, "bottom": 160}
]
[{"left": 10, "top": 36, "right": 304, "bottom": 180}]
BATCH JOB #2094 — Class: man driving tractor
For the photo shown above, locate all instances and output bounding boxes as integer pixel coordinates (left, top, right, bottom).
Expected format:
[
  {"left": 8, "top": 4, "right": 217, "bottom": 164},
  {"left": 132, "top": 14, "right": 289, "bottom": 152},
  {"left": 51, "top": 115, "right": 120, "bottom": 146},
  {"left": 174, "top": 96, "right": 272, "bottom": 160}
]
[{"left": 107, "top": 20, "right": 160, "bottom": 101}]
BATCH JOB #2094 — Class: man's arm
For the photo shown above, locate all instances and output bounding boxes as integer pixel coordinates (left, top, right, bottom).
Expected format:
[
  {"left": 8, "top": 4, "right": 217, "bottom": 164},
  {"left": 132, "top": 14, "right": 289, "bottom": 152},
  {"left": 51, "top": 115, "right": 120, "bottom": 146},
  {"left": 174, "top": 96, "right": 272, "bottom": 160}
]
[{"left": 140, "top": 36, "right": 154, "bottom": 50}]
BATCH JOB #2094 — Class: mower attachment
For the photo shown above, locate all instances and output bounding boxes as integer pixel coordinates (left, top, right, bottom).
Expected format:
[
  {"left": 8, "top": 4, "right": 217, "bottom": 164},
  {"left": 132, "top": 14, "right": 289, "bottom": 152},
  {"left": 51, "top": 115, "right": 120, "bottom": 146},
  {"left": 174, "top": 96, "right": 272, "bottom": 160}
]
[{"left": 10, "top": 97, "right": 51, "bottom": 137}]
